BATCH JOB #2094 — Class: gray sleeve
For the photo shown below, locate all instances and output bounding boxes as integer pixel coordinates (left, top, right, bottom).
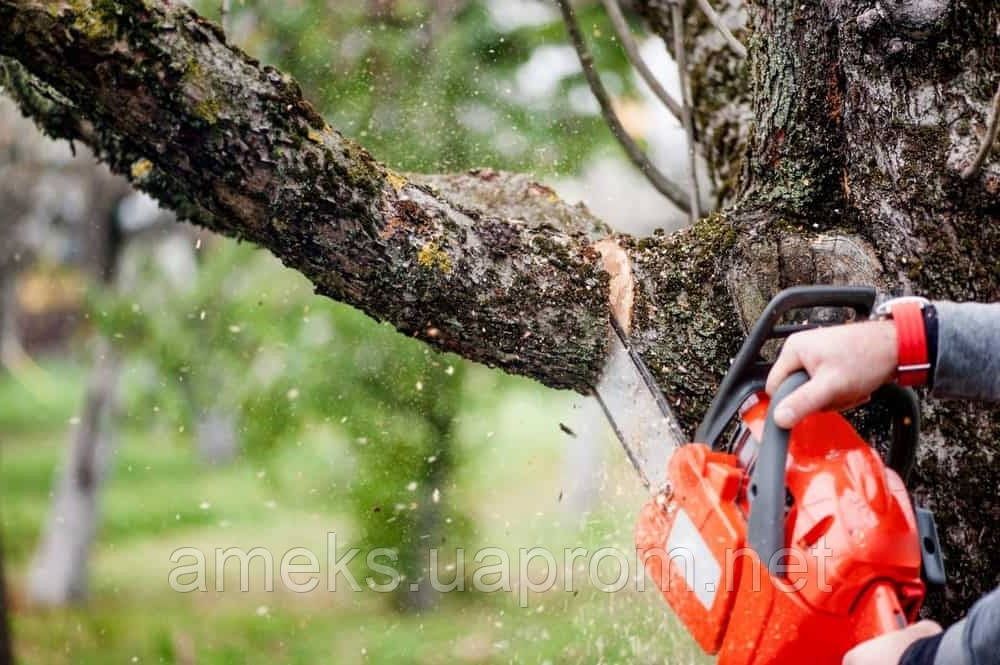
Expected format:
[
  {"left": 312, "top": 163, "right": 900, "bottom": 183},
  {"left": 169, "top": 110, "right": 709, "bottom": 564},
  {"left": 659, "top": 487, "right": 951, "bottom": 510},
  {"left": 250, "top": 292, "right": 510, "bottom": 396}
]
[
  {"left": 930, "top": 301, "right": 1000, "bottom": 402},
  {"left": 934, "top": 586, "right": 1000, "bottom": 665},
  {"left": 925, "top": 302, "right": 1000, "bottom": 665}
]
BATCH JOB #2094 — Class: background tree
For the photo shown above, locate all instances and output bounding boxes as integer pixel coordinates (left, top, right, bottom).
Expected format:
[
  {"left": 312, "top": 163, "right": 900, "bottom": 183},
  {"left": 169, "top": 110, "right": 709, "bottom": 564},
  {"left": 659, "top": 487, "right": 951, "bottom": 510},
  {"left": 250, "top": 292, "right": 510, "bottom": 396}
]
[
  {"left": 95, "top": 239, "right": 474, "bottom": 611},
  {"left": 0, "top": 96, "right": 135, "bottom": 605}
]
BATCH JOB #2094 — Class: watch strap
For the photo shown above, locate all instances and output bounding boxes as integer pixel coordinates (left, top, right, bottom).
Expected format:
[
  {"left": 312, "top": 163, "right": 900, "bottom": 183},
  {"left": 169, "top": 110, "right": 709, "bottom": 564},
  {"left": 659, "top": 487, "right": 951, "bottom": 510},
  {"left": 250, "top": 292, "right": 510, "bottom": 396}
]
[{"left": 892, "top": 300, "right": 931, "bottom": 387}]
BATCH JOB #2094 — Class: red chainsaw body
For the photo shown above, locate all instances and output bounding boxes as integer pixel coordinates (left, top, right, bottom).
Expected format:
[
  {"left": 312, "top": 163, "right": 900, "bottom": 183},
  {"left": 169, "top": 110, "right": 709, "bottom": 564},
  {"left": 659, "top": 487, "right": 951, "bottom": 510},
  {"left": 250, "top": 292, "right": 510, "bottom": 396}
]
[{"left": 635, "top": 395, "right": 926, "bottom": 665}]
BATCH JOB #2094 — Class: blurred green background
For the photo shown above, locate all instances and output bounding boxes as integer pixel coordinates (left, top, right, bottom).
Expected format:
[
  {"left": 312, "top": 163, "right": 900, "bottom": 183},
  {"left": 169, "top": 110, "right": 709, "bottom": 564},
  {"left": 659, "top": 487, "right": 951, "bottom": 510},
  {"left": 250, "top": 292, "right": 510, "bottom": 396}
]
[{"left": 0, "top": 1, "right": 704, "bottom": 663}]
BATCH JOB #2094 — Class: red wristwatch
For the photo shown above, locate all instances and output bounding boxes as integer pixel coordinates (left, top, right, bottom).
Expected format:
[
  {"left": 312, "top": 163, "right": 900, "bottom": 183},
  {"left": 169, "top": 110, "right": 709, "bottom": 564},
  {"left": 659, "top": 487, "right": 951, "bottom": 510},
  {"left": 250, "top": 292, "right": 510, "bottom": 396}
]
[{"left": 874, "top": 296, "right": 932, "bottom": 387}]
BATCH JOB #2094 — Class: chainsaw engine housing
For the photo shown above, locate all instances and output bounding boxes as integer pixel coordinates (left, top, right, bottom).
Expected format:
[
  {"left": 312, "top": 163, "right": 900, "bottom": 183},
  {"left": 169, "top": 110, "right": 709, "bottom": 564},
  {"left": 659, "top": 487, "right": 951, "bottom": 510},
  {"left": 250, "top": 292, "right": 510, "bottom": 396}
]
[{"left": 636, "top": 398, "right": 926, "bottom": 665}]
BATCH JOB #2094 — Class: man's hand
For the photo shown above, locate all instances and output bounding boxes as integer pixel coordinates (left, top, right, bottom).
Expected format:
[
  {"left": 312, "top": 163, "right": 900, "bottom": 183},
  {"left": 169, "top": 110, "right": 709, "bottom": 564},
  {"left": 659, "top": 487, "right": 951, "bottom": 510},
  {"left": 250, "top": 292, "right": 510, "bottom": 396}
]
[
  {"left": 766, "top": 320, "right": 899, "bottom": 428},
  {"left": 842, "top": 620, "right": 942, "bottom": 665}
]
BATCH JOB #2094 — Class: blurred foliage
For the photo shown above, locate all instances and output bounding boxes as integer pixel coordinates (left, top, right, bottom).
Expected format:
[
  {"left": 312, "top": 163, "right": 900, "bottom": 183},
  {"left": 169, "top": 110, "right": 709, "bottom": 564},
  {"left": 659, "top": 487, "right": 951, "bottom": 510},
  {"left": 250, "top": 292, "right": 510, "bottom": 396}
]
[
  {"left": 87, "top": 240, "right": 473, "bottom": 607},
  {"left": 80, "top": 0, "right": 649, "bottom": 609},
  {"left": 1, "top": 366, "right": 707, "bottom": 664},
  {"left": 195, "top": 0, "right": 641, "bottom": 175}
]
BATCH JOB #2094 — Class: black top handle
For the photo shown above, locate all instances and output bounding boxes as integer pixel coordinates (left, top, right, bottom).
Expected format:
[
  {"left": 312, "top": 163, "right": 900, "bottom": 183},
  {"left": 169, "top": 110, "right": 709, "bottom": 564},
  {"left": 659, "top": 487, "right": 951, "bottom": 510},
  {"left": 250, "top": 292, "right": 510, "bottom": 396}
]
[
  {"left": 747, "top": 370, "right": 809, "bottom": 574},
  {"left": 694, "top": 285, "right": 878, "bottom": 448}
]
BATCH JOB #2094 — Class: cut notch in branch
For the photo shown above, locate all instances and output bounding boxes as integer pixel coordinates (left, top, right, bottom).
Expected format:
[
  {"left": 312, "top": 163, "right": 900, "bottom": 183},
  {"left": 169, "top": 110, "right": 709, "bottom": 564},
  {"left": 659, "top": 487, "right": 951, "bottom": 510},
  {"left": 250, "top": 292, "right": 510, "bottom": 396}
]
[
  {"left": 594, "top": 238, "right": 635, "bottom": 333},
  {"left": 556, "top": 0, "right": 692, "bottom": 214}
]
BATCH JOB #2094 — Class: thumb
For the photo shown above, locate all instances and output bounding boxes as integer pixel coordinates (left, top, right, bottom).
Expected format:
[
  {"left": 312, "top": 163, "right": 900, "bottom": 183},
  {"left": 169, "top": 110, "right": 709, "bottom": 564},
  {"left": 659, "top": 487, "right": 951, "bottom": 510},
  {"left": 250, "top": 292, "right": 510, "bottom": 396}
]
[{"left": 773, "top": 373, "right": 836, "bottom": 428}]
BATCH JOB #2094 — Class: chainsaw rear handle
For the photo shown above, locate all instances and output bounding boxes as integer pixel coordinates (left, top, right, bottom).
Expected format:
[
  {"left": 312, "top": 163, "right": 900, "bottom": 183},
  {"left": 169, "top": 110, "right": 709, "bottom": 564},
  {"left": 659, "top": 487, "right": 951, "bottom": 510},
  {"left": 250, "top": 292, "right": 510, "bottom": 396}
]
[
  {"left": 872, "top": 382, "right": 921, "bottom": 484},
  {"left": 748, "top": 370, "right": 809, "bottom": 574},
  {"left": 701, "top": 286, "right": 925, "bottom": 575}
]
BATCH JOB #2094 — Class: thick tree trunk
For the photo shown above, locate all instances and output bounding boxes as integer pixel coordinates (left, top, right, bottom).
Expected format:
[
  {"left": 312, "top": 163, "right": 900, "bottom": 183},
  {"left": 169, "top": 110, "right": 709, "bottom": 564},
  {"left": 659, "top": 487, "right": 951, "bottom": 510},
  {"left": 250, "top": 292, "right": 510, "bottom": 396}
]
[
  {"left": 642, "top": 0, "right": 1000, "bottom": 618},
  {"left": 1, "top": 0, "right": 997, "bottom": 620},
  {"left": 825, "top": 0, "right": 1000, "bottom": 617},
  {"left": 0, "top": 4, "right": 612, "bottom": 391}
]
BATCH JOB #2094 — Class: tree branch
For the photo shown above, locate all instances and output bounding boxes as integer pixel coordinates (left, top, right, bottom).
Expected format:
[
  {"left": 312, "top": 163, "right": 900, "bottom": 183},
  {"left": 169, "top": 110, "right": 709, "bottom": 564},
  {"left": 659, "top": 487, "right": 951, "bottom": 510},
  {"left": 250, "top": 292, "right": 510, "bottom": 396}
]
[
  {"left": 555, "top": 0, "right": 692, "bottom": 213},
  {"left": 631, "top": 0, "right": 752, "bottom": 207},
  {"left": 693, "top": 0, "right": 747, "bottom": 59},
  {"left": 0, "top": 0, "right": 614, "bottom": 392},
  {"left": 669, "top": 0, "right": 703, "bottom": 222}
]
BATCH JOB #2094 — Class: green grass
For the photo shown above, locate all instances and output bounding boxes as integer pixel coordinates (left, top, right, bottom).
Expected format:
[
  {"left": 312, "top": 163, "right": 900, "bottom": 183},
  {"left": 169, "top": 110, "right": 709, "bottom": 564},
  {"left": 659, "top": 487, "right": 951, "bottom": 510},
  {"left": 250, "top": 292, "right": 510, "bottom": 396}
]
[
  {"left": 1, "top": 363, "right": 707, "bottom": 664},
  {"left": 0, "top": 360, "right": 85, "bottom": 434},
  {"left": 12, "top": 592, "right": 700, "bottom": 665}
]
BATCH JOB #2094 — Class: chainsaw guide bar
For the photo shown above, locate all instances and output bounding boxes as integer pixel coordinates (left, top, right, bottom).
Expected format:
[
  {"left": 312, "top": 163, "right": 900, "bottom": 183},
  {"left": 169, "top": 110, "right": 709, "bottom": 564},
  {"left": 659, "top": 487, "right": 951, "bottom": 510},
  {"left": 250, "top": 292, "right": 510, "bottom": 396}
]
[{"left": 593, "top": 318, "right": 686, "bottom": 493}]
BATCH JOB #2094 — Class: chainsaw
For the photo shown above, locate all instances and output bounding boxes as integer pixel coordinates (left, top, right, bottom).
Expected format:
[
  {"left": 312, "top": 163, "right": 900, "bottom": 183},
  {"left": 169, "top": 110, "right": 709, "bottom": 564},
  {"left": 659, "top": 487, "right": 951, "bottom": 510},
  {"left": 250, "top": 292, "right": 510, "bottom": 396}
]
[{"left": 594, "top": 285, "right": 946, "bottom": 665}]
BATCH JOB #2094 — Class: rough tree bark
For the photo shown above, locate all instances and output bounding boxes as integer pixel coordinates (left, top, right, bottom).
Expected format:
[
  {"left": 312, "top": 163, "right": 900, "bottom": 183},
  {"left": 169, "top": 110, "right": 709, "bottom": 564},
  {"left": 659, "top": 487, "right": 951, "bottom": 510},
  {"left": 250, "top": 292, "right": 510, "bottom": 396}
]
[{"left": 0, "top": 0, "right": 997, "bottom": 621}]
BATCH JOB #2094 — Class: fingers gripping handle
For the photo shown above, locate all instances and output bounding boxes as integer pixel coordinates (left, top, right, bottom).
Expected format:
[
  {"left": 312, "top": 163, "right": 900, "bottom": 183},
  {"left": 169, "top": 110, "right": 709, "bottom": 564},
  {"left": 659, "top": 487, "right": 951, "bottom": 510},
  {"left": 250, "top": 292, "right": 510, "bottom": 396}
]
[{"left": 748, "top": 370, "right": 810, "bottom": 575}]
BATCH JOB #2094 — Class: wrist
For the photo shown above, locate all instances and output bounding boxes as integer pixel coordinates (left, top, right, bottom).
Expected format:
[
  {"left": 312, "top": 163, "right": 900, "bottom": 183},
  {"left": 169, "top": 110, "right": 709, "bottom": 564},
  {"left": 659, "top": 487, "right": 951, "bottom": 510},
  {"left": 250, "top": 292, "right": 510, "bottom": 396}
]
[
  {"left": 876, "top": 319, "right": 900, "bottom": 377},
  {"left": 874, "top": 297, "right": 935, "bottom": 387}
]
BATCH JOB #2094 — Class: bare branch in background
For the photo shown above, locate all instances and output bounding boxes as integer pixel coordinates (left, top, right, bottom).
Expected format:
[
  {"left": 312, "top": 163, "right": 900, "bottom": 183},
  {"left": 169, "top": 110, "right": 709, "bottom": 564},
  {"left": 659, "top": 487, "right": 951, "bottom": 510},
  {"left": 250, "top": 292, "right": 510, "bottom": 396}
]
[
  {"left": 693, "top": 0, "right": 747, "bottom": 58},
  {"left": 698, "top": 0, "right": 747, "bottom": 58},
  {"left": 557, "top": 0, "right": 691, "bottom": 213},
  {"left": 600, "top": 0, "right": 682, "bottom": 121},
  {"left": 220, "top": 0, "right": 230, "bottom": 34},
  {"left": 670, "top": 1, "right": 702, "bottom": 221},
  {"left": 961, "top": 82, "right": 1000, "bottom": 179}
]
